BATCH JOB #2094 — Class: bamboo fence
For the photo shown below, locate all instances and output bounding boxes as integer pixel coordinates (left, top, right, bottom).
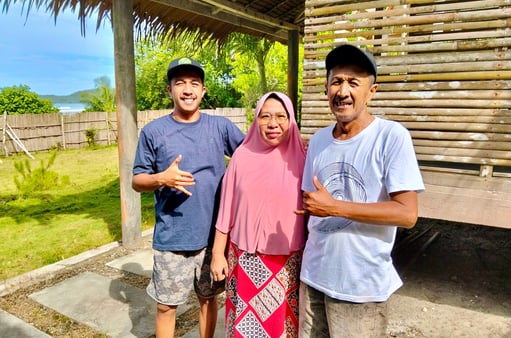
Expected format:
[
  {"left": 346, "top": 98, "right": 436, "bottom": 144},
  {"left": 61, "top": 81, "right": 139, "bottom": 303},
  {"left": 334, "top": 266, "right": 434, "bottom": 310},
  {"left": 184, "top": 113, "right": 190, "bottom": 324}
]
[
  {"left": 302, "top": 0, "right": 511, "bottom": 177},
  {"left": 0, "top": 108, "right": 247, "bottom": 156}
]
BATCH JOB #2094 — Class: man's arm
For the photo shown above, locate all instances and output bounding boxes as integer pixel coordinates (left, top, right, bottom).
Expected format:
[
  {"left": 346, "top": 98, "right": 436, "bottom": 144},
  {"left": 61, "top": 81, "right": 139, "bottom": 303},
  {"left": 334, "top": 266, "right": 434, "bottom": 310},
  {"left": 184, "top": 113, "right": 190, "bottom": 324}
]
[
  {"left": 298, "top": 176, "right": 419, "bottom": 229},
  {"left": 132, "top": 154, "right": 195, "bottom": 196}
]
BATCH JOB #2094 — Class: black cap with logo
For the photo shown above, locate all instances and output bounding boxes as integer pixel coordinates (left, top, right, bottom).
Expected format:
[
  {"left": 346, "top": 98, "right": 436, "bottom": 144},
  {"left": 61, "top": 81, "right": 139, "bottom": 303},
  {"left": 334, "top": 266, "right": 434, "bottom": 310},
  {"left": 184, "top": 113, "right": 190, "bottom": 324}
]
[{"left": 167, "top": 57, "right": 205, "bottom": 83}]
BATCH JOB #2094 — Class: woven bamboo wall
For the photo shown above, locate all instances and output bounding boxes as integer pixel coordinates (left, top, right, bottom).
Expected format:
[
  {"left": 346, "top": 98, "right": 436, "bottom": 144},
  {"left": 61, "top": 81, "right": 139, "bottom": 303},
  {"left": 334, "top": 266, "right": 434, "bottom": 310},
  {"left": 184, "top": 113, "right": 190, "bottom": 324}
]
[{"left": 302, "top": 0, "right": 511, "bottom": 177}]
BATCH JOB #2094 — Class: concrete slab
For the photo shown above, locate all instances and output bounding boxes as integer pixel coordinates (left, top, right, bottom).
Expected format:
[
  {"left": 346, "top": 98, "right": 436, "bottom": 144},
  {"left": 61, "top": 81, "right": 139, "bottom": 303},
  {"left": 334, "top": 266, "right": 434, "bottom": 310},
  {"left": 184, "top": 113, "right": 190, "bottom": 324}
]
[
  {"left": 0, "top": 308, "right": 52, "bottom": 338},
  {"left": 28, "top": 271, "right": 187, "bottom": 338},
  {"left": 0, "top": 240, "right": 121, "bottom": 297},
  {"left": 106, "top": 248, "right": 153, "bottom": 278}
]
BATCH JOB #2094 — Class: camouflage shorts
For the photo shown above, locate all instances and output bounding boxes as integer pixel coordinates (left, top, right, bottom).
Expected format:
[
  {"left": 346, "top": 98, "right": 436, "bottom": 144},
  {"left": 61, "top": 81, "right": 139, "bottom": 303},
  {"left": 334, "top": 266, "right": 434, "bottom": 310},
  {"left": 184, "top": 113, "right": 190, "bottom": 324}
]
[{"left": 146, "top": 247, "right": 225, "bottom": 306}]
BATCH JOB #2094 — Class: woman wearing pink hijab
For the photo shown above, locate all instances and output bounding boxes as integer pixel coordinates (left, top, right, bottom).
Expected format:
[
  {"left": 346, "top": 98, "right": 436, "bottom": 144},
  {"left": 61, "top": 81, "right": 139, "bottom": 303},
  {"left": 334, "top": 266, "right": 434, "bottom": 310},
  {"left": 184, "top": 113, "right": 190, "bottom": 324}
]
[{"left": 211, "top": 92, "right": 306, "bottom": 337}]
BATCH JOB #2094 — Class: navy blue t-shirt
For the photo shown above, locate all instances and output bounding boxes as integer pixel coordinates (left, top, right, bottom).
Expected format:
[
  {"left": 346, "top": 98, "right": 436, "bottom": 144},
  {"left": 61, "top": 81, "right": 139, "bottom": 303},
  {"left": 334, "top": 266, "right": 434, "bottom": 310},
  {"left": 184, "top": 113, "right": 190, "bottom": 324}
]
[{"left": 133, "top": 113, "right": 244, "bottom": 251}]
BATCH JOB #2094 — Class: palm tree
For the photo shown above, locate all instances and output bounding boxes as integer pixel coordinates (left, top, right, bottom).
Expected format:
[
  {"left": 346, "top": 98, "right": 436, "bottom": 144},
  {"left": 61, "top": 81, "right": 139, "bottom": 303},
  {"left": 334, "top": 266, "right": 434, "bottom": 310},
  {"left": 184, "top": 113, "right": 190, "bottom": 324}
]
[{"left": 80, "top": 76, "right": 116, "bottom": 112}]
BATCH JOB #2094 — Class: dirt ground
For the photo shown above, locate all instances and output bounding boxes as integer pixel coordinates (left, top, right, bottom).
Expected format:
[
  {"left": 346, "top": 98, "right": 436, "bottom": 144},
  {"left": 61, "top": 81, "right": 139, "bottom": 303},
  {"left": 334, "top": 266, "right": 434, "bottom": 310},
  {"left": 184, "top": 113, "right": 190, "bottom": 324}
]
[
  {"left": 390, "top": 218, "right": 511, "bottom": 337},
  {"left": 0, "top": 217, "right": 510, "bottom": 337}
]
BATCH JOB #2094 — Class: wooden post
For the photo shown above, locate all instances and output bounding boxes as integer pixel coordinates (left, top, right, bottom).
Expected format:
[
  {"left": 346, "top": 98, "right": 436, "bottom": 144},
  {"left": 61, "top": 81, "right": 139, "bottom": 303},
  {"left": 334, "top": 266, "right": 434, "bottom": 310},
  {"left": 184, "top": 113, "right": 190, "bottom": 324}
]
[
  {"left": 287, "top": 29, "right": 300, "bottom": 127},
  {"left": 2, "top": 111, "right": 8, "bottom": 157},
  {"left": 112, "top": 0, "right": 141, "bottom": 248},
  {"left": 60, "top": 114, "right": 67, "bottom": 149},
  {"left": 105, "top": 111, "right": 111, "bottom": 146}
]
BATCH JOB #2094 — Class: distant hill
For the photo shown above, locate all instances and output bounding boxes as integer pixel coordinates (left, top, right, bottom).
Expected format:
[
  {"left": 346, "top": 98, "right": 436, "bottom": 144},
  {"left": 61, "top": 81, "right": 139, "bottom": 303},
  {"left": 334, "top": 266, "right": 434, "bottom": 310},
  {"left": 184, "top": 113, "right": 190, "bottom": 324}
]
[{"left": 41, "top": 89, "right": 95, "bottom": 104}]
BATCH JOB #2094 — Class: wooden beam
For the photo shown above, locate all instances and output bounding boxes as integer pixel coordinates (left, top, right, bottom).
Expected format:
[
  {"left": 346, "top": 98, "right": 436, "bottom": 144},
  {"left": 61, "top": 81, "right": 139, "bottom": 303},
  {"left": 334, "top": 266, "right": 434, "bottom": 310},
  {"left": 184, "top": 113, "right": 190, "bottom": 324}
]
[
  {"left": 113, "top": 0, "right": 142, "bottom": 248},
  {"left": 199, "top": 0, "right": 300, "bottom": 30},
  {"left": 418, "top": 171, "right": 511, "bottom": 229},
  {"left": 287, "top": 29, "right": 299, "bottom": 124},
  {"left": 151, "top": 0, "right": 292, "bottom": 42}
]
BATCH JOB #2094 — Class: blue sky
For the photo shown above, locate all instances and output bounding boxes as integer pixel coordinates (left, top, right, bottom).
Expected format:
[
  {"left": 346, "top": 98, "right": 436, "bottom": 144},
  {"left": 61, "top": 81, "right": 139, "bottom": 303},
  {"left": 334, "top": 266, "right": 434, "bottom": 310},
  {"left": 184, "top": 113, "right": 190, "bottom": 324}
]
[{"left": 0, "top": 3, "right": 114, "bottom": 96}]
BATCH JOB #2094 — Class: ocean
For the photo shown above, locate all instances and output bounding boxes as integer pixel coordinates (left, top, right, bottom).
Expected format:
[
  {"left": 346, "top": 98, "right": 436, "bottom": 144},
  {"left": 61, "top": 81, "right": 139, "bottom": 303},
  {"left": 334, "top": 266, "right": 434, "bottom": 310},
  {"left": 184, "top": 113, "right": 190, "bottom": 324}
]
[{"left": 55, "top": 103, "right": 86, "bottom": 114}]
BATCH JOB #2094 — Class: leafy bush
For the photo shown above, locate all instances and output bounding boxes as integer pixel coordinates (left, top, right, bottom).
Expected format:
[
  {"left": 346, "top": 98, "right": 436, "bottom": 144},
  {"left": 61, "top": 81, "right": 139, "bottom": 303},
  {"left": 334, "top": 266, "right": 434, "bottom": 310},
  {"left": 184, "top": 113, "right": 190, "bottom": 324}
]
[
  {"left": 85, "top": 128, "right": 97, "bottom": 147},
  {"left": 13, "top": 151, "right": 69, "bottom": 198},
  {"left": 0, "top": 85, "right": 59, "bottom": 114}
]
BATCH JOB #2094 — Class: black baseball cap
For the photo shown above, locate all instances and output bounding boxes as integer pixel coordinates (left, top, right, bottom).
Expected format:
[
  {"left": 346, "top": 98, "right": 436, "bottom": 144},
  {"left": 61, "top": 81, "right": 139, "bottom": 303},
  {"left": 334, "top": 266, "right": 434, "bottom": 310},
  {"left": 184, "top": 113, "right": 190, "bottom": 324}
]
[
  {"left": 167, "top": 57, "right": 205, "bottom": 83},
  {"left": 325, "top": 44, "right": 377, "bottom": 81}
]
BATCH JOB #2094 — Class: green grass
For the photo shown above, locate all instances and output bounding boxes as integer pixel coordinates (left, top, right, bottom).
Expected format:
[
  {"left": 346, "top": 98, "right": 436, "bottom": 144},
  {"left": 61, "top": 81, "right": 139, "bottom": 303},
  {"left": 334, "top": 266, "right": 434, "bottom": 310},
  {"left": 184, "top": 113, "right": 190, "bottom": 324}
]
[{"left": 0, "top": 146, "right": 155, "bottom": 280}]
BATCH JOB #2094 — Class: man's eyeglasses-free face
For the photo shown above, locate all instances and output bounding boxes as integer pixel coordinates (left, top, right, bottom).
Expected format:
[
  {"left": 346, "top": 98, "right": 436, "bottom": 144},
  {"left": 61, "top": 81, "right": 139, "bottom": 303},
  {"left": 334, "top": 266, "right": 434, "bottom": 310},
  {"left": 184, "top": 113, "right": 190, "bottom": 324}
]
[{"left": 258, "top": 113, "right": 288, "bottom": 125}]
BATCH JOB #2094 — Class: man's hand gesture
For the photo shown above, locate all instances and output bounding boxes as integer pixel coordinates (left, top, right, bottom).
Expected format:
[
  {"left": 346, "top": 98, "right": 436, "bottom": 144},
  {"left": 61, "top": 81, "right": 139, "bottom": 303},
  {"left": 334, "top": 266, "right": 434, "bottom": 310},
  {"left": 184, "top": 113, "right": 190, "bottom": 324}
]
[
  {"left": 296, "top": 176, "right": 336, "bottom": 217},
  {"left": 160, "top": 154, "right": 195, "bottom": 196}
]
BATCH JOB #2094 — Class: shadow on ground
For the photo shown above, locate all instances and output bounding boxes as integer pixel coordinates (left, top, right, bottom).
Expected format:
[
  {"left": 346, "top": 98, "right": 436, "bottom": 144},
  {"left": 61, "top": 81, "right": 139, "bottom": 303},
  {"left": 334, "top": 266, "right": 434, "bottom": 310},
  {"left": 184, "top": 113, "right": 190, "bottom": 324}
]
[{"left": 392, "top": 217, "right": 511, "bottom": 318}]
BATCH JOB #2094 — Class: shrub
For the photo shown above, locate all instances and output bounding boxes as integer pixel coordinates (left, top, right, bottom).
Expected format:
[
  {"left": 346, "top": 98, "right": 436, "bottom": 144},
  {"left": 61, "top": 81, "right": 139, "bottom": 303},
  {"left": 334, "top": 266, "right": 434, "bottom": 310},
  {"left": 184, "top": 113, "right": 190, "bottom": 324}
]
[
  {"left": 85, "top": 128, "right": 97, "bottom": 147},
  {"left": 13, "top": 150, "right": 69, "bottom": 198},
  {"left": 0, "top": 85, "right": 59, "bottom": 114}
]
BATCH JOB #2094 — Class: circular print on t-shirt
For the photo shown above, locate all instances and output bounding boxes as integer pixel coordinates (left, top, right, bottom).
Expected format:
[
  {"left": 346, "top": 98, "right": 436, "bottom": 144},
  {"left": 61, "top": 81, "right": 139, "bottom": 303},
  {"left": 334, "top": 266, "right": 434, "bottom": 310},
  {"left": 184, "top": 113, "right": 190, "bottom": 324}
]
[{"left": 314, "top": 161, "right": 367, "bottom": 233}]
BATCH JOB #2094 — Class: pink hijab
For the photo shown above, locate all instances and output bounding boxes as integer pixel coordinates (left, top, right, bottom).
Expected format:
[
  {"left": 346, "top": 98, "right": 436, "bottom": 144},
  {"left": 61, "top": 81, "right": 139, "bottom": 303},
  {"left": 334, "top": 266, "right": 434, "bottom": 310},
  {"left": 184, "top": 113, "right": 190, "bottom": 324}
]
[{"left": 215, "top": 92, "right": 306, "bottom": 254}]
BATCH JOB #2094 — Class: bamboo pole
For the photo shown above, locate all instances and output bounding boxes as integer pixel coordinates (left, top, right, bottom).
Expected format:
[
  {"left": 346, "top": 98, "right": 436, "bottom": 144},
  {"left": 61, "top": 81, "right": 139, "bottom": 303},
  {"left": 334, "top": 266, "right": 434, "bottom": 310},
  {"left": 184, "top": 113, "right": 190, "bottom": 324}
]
[
  {"left": 306, "top": 18, "right": 510, "bottom": 43},
  {"left": 400, "top": 122, "right": 510, "bottom": 133},
  {"left": 2, "top": 111, "right": 7, "bottom": 157},
  {"left": 303, "top": 50, "right": 511, "bottom": 69},
  {"left": 105, "top": 111, "right": 111, "bottom": 146},
  {"left": 306, "top": 0, "right": 507, "bottom": 25},
  {"left": 304, "top": 71, "right": 511, "bottom": 86},
  {"left": 416, "top": 154, "right": 511, "bottom": 166},
  {"left": 376, "top": 80, "right": 511, "bottom": 91},
  {"left": 60, "top": 114, "right": 67, "bottom": 149},
  {"left": 307, "top": 6, "right": 510, "bottom": 29},
  {"left": 372, "top": 107, "right": 510, "bottom": 117},
  {"left": 410, "top": 131, "right": 511, "bottom": 142},
  {"left": 369, "top": 98, "right": 511, "bottom": 108},
  {"left": 383, "top": 115, "right": 511, "bottom": 124},
  {"left": 303, "top": 90, "right": 511, "bottom": 103},
  {"left": 413, "top": 139, "right": 511, "bottom": 151},
  {"left": 303, "top": 39, "right": 511, "bottom": 61}
]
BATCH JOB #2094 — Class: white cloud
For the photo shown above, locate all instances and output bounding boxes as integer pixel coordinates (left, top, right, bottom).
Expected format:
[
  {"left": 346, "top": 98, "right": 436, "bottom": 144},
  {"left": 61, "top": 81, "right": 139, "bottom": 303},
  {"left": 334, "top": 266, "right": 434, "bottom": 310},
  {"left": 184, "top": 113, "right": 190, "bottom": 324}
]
[{"left": 0, "top": 3, "right": 115, "bottom": 95}]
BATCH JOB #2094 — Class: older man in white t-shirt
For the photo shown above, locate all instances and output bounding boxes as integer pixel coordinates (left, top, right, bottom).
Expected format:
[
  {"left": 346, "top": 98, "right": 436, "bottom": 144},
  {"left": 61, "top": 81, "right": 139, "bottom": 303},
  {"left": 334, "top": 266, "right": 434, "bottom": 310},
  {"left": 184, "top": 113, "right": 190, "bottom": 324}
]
[{"left": 297, "top": 44, "right": 425, "bottom": 338}]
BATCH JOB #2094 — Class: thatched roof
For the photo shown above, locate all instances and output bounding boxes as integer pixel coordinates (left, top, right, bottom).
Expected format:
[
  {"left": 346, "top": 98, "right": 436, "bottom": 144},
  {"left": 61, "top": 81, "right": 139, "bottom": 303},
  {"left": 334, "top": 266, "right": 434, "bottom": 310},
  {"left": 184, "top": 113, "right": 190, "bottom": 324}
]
[{"left": 1, "top": 0, "right": 305, "bottom": 44}]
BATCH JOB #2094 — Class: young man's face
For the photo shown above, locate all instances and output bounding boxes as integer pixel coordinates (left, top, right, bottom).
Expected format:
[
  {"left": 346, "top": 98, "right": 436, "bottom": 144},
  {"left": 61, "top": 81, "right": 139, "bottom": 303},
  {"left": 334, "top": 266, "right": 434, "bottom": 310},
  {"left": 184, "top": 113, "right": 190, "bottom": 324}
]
[
  {"left": 325, "top": 64, "right": 377, "bottom": 124},
  {"left": 167, "top": 69, "right": 206, "bottom": 115}
]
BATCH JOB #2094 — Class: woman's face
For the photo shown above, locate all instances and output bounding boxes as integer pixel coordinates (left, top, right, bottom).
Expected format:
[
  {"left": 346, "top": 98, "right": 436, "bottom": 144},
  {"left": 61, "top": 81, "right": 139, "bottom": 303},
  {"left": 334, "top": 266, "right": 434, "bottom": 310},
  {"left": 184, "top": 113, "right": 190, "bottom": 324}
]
[{"left": 257, "top": 97, "right": 290, "bottom": 146}]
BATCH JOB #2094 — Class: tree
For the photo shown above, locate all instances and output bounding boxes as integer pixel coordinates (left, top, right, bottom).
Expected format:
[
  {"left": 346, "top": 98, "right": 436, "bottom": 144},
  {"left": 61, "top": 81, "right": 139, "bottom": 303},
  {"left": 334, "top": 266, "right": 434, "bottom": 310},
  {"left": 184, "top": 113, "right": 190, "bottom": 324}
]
[
  {"left": 0, "top": 85, "right": 59, "bottom": 114},
  {"left": 228, "top": 34, "right": 273, "bottom": 94},
  {"left": 199, "top": 44, "right": 242, "bottom": 108},
  {"left": 80, "top": 76, "right": 116, "bottom": 112},
  {"left": 133, "top": 31, "right": 293, "bottom": 111},
  {"left": 227, "top": 34, "right": 289, "bottom": 109},
  {"left": 134, "top": 34, "right": 242, "bottom": 110}
]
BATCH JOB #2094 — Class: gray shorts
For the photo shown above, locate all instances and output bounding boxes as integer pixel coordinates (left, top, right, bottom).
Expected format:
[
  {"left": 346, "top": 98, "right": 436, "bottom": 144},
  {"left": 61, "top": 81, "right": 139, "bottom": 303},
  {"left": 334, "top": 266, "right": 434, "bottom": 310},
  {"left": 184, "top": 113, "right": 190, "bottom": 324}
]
[
  {"left": 299, "top": 282, "right": 388, "bottom": 338},
  {"left": 146, "top": 247, "right": 225, "bottom": 306}
]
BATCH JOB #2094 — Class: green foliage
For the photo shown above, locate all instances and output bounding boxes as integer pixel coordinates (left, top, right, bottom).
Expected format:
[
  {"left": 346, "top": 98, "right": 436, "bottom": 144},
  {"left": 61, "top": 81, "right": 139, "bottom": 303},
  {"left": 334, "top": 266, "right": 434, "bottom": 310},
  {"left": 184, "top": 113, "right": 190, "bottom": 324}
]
[
  {"left": 228, "top": 36, "right": 288, "bottom": 109},
  {"left": 134, "top": 38, "right": 174, "bottom": 110},
  {"left": 80, "top": 76, "right": 116, "bottom": 112},
  {"left": 200, "top": 46, "right": 243, "bottom": 108},
  {"left": 134, "top": 31, "right": 303, "bottom": 120},
  {"left": 0, "top": 85, "right": 59, "bottom": 114},
  {"left": 85, "top": 127, "right": 97, "bottom": 147},
  {"left": 134, "top": 34, "right": 243, "bottom": 110},
  {"left": 229, "top": 37, "right": 304, "bottom": 123},
  {"left": 13, "top": 151, "right": 69, "bottom": 198}
]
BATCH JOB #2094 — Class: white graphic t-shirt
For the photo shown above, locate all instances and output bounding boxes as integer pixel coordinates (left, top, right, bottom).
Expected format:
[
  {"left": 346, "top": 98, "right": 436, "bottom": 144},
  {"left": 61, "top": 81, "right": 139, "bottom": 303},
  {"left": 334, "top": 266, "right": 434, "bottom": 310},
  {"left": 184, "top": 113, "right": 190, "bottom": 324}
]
[{"left": 301, "top": 117, "right": 425, "bottom": 303}]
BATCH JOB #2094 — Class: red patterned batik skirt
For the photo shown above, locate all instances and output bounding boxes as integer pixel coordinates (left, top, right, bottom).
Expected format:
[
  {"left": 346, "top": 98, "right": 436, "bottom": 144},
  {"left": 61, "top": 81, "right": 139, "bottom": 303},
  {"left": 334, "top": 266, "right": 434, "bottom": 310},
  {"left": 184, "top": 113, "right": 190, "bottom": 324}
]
[{"left": 225, "top": 241, "right": 302, "bottom": 338}]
